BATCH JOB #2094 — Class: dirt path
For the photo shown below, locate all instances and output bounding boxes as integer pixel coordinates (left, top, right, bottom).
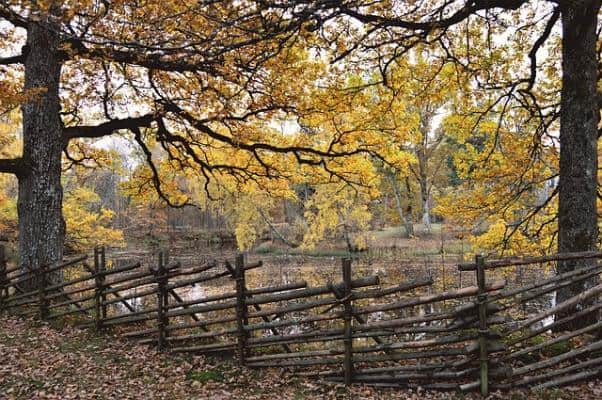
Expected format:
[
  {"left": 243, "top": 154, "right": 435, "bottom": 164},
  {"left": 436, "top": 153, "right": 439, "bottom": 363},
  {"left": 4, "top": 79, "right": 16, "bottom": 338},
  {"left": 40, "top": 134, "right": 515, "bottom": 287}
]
[{"left": 0, "top": 316, "right": 599, "bottom": 400}]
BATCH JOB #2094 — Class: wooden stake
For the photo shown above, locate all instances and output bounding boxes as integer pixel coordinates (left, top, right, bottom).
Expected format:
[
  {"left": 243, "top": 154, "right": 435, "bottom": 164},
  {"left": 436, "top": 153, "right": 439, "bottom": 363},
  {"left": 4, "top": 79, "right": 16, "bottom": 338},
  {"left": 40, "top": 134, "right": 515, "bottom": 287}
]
[
  {"left": 156, "top": 251, "right": 169, "bottom": 350},
  {"left": 476, "top": 255, "right": 489, "bottom": 396},
  {"left": 0, "top": 245, "right": 6, "bottom": 311},
  {"left": 342, "top": 258, "right": 353, "bottom": 386},
  {"left": 100, "top": 247, "right": 107, "bottom": 321},
  {"left": 94, "top": 248, "right": 103, "bottom": 330},
  {"left": 235, "top": 253, "right": 248, "bottom": 365}
]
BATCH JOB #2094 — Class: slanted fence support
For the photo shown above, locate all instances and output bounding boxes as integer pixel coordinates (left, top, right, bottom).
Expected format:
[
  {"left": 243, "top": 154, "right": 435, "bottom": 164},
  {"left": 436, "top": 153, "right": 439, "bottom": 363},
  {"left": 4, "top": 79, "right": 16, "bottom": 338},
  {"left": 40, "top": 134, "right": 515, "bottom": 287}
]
[
  {"left": 476, "top": 254, "right": 489, "bottom": 396},
  {"left": 235, "top": 253, "right": 248, "bottom": 365},
  {"left": 342, "top": 257, "right": 354, "bottom": 385},
  {"left": 38, "top": 262, "right": 49, "bottom": 319}
]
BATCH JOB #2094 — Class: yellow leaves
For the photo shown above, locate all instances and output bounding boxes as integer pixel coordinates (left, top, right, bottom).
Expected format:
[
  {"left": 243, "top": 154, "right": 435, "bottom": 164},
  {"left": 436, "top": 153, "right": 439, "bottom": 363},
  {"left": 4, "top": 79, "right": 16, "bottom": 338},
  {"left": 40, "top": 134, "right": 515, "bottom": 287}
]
[
  {"left": 0, "top": 110, "right": 21, "bottom": 158},
  {"left": 0, "top": 186, "right": 17, "bottom": 234},
  {"left": 436, "top": 114, "right": 559, "bottom": 257},
  {"left": 0, "top": 172, "right": 124, "bottom": 251},
  {"left": 63, "top": 187, "right": 124, "bottom": 252},
  {"left": 0, "top": 111, "right": 20, "bottom": 234},
  {"left": 231, "top": 198, "right": 268, "bottom": 251},
  {"left": 302, "top": 183, "right": 373, "bottom": 251}
]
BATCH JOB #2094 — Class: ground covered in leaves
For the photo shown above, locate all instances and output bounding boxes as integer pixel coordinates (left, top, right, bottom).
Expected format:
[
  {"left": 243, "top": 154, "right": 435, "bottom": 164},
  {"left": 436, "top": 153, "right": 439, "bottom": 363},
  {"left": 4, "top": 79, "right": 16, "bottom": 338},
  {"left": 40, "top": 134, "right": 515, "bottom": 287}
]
[{"left": 0, "top": 316, "right": 600, "bottom": 399}]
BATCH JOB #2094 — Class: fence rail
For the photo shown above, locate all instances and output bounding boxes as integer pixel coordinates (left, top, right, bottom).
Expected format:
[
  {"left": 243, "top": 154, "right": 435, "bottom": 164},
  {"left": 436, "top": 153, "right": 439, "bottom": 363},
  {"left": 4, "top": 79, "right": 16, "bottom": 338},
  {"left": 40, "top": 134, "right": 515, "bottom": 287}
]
[{"left": 0, "top": 245, "right": 601, "bottom": 395}]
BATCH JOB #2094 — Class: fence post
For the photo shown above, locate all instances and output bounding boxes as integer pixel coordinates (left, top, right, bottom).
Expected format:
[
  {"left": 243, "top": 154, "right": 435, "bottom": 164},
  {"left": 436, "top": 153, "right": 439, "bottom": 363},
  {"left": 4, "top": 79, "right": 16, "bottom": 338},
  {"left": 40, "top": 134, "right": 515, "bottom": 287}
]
[
  {"left": 94, "top": 247, "right": 102, "bottom": 330},
  {"left": 342, "top": 258, "right": 354, "bottom": 385},
  {"left": 0, "top": 245, "right": 6, "bottom": 311},
  {"left": 476, "top": 255, "right": 489, "bottom": 396},
  {"left": 38, "top": 263, "right": 49, "bottom": 319},
  {"left": 235, "top": 253, "right": 248, "bottom": 365},
  {"left": 156, "top": 251, "right": 169, "bottom": 351},
  {"left": 100, "top": 247, "right": 107, "bottom": 321}
]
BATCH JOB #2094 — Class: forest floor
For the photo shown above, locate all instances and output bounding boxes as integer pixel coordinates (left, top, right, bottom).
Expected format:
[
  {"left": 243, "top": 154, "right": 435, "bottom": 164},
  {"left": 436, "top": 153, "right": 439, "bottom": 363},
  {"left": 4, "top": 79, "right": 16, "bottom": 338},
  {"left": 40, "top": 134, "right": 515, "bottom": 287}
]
[{"left": 1, "top": 316, "right": 601, "bottom": 400}]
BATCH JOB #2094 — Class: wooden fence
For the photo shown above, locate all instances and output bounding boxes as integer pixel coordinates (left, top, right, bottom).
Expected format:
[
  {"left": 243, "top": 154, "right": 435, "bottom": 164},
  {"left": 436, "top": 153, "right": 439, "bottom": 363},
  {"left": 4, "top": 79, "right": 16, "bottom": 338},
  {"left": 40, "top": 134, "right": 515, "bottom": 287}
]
[{"left": 0, "top": 245, "right": 601, "bottom": 395}]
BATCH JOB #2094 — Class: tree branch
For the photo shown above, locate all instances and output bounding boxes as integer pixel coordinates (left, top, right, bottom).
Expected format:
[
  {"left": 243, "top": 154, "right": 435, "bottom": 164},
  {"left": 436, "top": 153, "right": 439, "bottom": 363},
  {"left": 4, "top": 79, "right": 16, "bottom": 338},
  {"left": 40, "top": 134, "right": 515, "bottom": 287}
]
[
  {"left": 0, "top": 54, "right": 24, "bottom": 65},
  {"left": 0, "top": 157, "right": 25, "bottom": 177},
  {"left": 0, "top": 4, "right": 28, "bottom": 28},
  {"left": 131, "top": 127, "right": 189, "bottom": 208},
  {"left": 523, "top": 7, "right": 560, "bottom": 92},
  {"left": 339, "top": 0, "right": 527, "bottom": 32},
  {"left": 162, "top": 101, "right": 376, "bottom": 160},
  {"left": 63, "top": 114, "right": 156, "bottom": 140},
  {"left": 65, "top": 40, "right": 217, "bottom": 73}
]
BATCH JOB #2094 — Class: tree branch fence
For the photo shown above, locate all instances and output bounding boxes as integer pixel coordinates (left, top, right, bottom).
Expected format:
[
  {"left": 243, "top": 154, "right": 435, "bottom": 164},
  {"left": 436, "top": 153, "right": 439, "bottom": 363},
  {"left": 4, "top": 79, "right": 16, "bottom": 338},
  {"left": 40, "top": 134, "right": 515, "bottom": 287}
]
[{"left": 0, "top": 244, "right": 601, "bottom": 395}]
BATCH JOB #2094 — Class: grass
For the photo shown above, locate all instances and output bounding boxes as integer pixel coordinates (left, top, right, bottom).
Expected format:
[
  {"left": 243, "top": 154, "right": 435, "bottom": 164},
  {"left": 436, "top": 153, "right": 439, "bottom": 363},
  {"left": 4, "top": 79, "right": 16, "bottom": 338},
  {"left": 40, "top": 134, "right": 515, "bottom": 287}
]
[
  {"left": 254, "top": 223, "right": 469, "bottom": 260},
  {"left": 58, "top": 333, "right": 104, "bottom": 353},
  {"left": 254, "top": 245, "right": 351, "bottom": 258},
  {"left": 543, "top": 339, "right": 573, "bottom": 357},
  {"left": 186, "top": 368, "right": 225, "bottom": 383}
]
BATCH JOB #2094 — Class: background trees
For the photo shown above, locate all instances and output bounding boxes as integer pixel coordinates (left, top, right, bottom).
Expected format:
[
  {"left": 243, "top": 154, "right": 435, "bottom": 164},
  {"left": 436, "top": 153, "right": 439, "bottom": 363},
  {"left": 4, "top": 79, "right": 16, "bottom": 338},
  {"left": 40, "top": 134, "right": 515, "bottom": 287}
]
[
  {"left": 0, "top": 1, "right": 600, "bottom": 330},
  {"left": 0, "top": 1, "right": 390, "bottom": 273},
  {"left": 247, "top": 0, "right": 600, "bottom": 327}
]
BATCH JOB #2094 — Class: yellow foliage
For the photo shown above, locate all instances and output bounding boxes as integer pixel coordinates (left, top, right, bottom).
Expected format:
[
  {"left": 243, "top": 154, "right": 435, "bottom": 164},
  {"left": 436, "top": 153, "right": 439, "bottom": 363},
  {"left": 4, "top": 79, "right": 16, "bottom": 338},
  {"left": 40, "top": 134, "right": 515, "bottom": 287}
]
[
  {"left": 302, "top": 183, "right": 375, "bottom": 251},
  {"left": 0, "top": 111, "right": 20, "bottom": 235},
  {"left": 436, "top": 113, "right": 558, "bottom": 257},
  {"left": 63, "top": 187, "right": 125, "bottom": 252}
]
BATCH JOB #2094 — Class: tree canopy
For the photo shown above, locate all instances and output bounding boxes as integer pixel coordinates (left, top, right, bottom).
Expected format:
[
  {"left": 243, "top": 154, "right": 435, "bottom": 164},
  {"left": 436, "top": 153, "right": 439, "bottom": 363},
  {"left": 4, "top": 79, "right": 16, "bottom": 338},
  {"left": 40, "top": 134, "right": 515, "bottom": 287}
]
[{"left": 0, "top": 1, "right": 600, "bottom": 322}]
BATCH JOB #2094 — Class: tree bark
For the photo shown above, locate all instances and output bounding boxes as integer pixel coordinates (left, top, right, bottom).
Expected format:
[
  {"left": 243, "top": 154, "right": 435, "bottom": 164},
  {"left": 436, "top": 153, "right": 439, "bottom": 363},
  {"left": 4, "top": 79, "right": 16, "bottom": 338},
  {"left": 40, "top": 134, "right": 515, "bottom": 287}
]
[
  {"left": 418, "top": 153, "right": 431, "bottom": 234},
  {"left": 386, "top": 173, "right": 414, "bottom": 237},
  {"left": 17, "top": 19, "right": 65, "bottom": 284},
  {"left": 556, "top": 1, "right": 601, "bottom": 329}
]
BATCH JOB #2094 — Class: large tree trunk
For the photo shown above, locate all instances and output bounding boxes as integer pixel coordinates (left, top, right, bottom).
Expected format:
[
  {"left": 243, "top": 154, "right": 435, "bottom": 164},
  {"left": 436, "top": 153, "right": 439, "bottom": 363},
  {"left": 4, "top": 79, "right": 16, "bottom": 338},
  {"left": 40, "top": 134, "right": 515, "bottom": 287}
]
[
  {"left": 556, "top": 1, "right": 600, "bottom": 329},
  {"left": 17, "top": 20, "right": 65, "bottom": 283}
]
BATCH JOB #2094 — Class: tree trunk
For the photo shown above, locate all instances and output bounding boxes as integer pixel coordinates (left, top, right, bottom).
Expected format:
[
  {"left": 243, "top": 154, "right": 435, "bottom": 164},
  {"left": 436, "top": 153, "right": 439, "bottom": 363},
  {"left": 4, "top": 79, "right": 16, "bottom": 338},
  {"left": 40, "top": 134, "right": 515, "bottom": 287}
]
[
  {"left": 556, "top": 1, "right": 600, "bottom": 329},
  {"left": 419, "top": 168, "right": 431, "bottom": 234},
  {"left": 387, "top": 173, "right": 414, "bottom": 237},
  {"left": 404, "top": 177, "right": 415, "bottom": 234},
  {"left": 17, "top": 20, "right": 65, "bottom": 285}
]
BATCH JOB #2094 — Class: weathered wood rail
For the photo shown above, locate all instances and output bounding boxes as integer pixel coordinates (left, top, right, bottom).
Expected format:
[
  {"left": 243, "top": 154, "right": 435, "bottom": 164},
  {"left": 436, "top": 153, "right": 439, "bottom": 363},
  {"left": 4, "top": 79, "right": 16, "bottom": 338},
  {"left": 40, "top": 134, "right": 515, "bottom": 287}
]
[{"left": 0, "top": 245, "right": 601, "bottom": 396}]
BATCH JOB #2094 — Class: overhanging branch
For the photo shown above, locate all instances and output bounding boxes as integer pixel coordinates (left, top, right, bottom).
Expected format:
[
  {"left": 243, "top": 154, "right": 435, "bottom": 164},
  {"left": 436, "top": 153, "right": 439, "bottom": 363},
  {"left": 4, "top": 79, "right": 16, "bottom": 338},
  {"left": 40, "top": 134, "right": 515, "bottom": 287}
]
[
  {"left": 163, "top": 101, "right": 374, "bottom": 160},
  {"left": 63, "top": 114, "right": 157, "bottom": 140},
  {"left": 339, "top": 0, "right": 527, "bottom": 32}
]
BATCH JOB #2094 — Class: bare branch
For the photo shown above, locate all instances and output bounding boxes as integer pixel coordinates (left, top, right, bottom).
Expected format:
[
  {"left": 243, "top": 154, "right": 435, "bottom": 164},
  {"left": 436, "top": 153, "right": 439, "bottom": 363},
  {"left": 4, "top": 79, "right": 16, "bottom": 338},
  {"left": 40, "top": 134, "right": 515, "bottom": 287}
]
[
  {"left": 523, "top": 8, "right": 560, "bottom": 92},
  {"left": 132, "top": 126, "right": 189, "bottom": 208},
  {"left": 339, "top": 0, "right": 527, "bottom": 32},
  {"left": 0, "top": 4, "right": 28, "bottom": 28}
]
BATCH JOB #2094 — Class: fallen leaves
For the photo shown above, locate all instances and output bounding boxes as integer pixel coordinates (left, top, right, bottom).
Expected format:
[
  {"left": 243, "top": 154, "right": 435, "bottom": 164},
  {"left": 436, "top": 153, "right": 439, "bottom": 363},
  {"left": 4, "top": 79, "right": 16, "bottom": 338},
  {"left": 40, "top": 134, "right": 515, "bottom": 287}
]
[{"left": 0, "top": 316, "right": 600, "bottom": 399}]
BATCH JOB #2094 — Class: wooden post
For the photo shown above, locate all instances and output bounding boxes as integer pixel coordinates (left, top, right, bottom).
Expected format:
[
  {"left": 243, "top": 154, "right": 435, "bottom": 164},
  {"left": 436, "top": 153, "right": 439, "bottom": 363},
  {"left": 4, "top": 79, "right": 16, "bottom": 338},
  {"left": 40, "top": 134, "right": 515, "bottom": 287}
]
[
  {"left": 224, "top": 259, "right": 290, "bottom": 353},
  {"left": 0, "top": 245, "right": 6, "bottom": 311},
  {"left": 100, "top": 247, "right": 107, "bottom": 321},
  {"left": 342, "top": 258, "right": 354, "bottom": 385},
  {"left": 156, "top": 251, "right": 169, "bottom": 351},
  {"left": 235, "top": 253, "right": 248, "bottom": 365},
  {"left": 476, "top": 255, "right": 489, "bottom": 396},
  {"left": 94, "top": 247, "right": 103, "bottom": 330},
  {"left": 38, "top": 263, "right": 49, "bottom": 319}
]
